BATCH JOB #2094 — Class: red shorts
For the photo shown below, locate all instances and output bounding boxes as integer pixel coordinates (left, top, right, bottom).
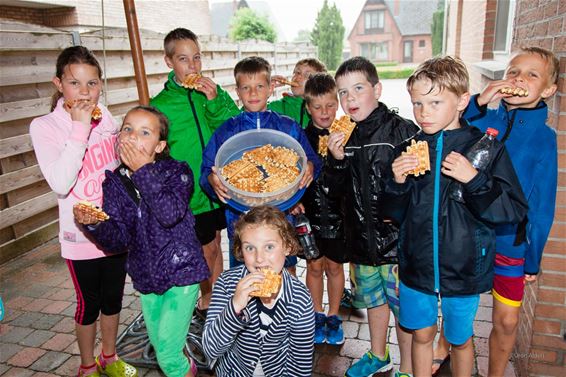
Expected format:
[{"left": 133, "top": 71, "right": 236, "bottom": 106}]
[{"left": 492, "top": 254, "right": 525, "bottom": 307}]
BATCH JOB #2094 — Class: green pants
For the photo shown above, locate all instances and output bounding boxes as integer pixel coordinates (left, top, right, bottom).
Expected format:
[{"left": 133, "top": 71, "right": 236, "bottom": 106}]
[{"left": 140, "top": 284, "right": 199, "bottom": 377}]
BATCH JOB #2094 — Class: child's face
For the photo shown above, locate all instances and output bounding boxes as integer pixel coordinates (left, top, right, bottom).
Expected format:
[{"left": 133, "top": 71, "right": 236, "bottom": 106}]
[
  {"left": 236, "top": 72, "right": 274, "bottom": 112},
  {"left": 291, "top": 64, "right": 319, "bottom": 97},
  {"left": 504, "top": 52, "right": 557, "bottom": 110},
  {"left": 165, "top": 39, "right": 202, "bottom": 83},
  {"left": 306, "top": 92, "right": 339, "bottom": 129},
  {"left": 118, "top": 110, "right": 166, "bottom": 163},
  {"left": 336, "top": 72, "right": 381, "bottom": 122},
  {"left": 409, "top": 78, "right": 469, "bottom": 134},
  {"left": 241, "top": 224, "right": 288, "bottom": 274},
  {"left": 53, "top": 63, "right": 102, "bottom": 109}
]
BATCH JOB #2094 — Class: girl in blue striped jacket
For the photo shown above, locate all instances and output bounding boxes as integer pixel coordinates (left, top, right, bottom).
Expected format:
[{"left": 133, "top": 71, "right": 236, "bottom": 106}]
[{"left": 202, "top": 206, "right": 315, "bottom": 376}]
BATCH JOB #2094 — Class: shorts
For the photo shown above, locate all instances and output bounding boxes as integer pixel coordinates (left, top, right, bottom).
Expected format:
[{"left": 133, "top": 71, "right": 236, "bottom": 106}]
[
  {"left": 399, "top": 282, "right": 479, "bottom": 346},
  {"left": 350, "top": 263, "right": 399, "bottom": 317},
  {"left": 297, "top": 237, "right": 348, "bottom": 263},
  {"left": 66, "top": 253, "right": 128, "bottom": 325},
  {"left": 195, "top": 207, "right": 226, "bottom": 245},
  {"left": 492, "top": 253, "right": 525, "bottom": 307}
]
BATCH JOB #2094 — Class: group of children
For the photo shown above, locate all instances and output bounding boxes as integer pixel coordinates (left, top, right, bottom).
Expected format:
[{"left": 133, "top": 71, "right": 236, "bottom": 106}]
[{"left": 29, "top": 24, "right": 558, "bottom": 377}]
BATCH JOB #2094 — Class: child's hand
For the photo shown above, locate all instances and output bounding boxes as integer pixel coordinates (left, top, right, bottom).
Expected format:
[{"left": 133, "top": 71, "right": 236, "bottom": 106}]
[
  {"left": 119, "top": 139, "right": 153, "bottom": 172},
  {"left": 73, "top": 204, "right": 100, "bottom": 225},
  {"left": 391, "top": 154, "right": 419, "bottom": 184},
  {"left": 69, "top": 100, "right": 95, "bottom": 126},
  {"left": 232, "top": 271, "right": 266, "bottom": 314},
  {"left": 208, "top": 167, "right": 231, "bottom": 203},
  {"left": 289, "top": 202, "right": 304, "bottom": 215},
  {"left": 196, "top": 76, "right": 218, "bottom": 100},
  {"left": 299, "top": 162, "right": 314, "bottom": 189},
  {"left": 327, "top": 132, "right": 345, "bottom": 160},
  {"left": 477, "top": 80, "right": 514, "bottom": 107},
  {"left": 524, "top": 274, "right": 537, "bottom": 283},
  {"left": 441, "top": 151, "right": 478, "bottom": 183}
]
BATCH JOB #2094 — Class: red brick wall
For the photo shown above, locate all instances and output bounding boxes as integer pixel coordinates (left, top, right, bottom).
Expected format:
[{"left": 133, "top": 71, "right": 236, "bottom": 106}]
[
  {"left": 512, "top": 1, "right": 565, "bottom": 376},
  {"left": 0, "top": 6, "right": 75, "bottom": 26}
]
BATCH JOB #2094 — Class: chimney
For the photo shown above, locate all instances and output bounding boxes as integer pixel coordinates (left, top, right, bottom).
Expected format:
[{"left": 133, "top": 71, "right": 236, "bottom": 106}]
[{"left": 394, "top": 0, "right": 400, "bottom": 16}]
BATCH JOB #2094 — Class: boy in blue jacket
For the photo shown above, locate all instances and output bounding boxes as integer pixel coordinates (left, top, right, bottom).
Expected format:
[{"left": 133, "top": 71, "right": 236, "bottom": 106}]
[
  {"left": 201, "top": 56, "right": 321, "bottom": 269},
  {"left": 434, "top": 47, "right": 559, "bottom": 376},
  {"left": 384, "top": 56, "right": 528, "bottom": 377}
]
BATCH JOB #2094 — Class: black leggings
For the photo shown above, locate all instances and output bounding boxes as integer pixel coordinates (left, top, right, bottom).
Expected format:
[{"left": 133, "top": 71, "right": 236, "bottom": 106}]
[{"left": 66, "top": 253, "right": 127, "bottom": 325}]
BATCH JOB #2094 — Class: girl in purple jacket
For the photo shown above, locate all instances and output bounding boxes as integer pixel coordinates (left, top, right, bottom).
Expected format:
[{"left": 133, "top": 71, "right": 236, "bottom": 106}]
[{"left": 75, "top": 106, "right": 209, "bottom": 377}]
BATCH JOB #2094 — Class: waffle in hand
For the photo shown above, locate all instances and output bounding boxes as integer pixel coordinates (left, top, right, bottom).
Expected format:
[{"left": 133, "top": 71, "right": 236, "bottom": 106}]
[
  {"left": 75, "top": 200, "right": 109, "bottom": 221},
  {"left": 330, "top": 116, "right": 357, "bottom": 146},
  {"left": 318, "top": 135, "right": 329, "bottom": 157},
  {"left": 403, "top": 140, "right": 430, "bottom": 176},
  {"left": 181, "top": 73, "right": 202, "bottom": 89},
  {"left": 500, "top": 87, "right": 528, "bottom": 97},
  {"left": 64, "top": 99, "right": 103, "bottom": 120},
  {"left": 274, "top": 77, "right": 299, "bottom": 87},
  {"left": 250, "top": 269, "right": 282, "bottom": 297}
]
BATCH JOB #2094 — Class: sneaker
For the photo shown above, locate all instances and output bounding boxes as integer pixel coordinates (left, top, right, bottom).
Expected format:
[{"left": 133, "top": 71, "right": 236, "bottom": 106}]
[
  {"left": 95, "top": 356, "right": 138, "bottom": 377},
  {"left": 394, "top": 371, "right": 413, "bottom": 377},
  {"left": 314, "top": 312, "right": 327, "bottom": 344},
  {"left": 340, "top": 288, "right": 353, "bottom": 308},
  {"left": 345, "top": 347, "right": 393, "bottom": 377},
  {"left": 326, "top": 315, "right": 344, "bottom": 345}
]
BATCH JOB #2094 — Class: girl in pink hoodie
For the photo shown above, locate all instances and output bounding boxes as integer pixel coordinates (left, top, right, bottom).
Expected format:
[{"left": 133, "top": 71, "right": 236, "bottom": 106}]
[{"left": 29, "top": 46, "right": 136, "bottom": 377}]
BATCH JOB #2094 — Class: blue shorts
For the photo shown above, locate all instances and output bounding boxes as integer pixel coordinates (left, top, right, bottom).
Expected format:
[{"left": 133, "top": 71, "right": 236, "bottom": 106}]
[{"left": 399, "top": 282, "right": 479, "bottom": 346}]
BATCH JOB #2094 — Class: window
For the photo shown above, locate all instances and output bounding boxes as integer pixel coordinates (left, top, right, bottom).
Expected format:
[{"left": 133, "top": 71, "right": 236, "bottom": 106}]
[
  {"left": 494, "top": 0, "right": 515, "bottom": 53},
  {"left": 419, "top": 40, "right": 425, "bottom": 48},
  {"left": 364, "top": 10, "right": 384, "bottom": 33},
  {"left": 360, "top": 42, "right": 388, "bottom": 61}
]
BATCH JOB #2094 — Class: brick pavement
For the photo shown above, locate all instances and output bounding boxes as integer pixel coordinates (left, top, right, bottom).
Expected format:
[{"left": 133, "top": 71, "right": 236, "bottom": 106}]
[{"left": 0, "top": 237, "right": 517, "bottom": 376}]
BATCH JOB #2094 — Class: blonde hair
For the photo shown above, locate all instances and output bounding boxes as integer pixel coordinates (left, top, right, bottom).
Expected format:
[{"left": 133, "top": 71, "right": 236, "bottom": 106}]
[
  {"left": 232, "top": 206, "right": 301, "bottom": 261},
  {"left": 516, "top": 46, "right": 559, "bottom": 85},
  {"left": 407, "top": 56, "right": 469, "bottom": 96}
]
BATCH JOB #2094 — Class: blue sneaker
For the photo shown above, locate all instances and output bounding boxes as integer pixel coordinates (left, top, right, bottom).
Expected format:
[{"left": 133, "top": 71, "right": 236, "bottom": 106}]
[
  {"left": 326, "top": 315, "right": 344, "bottom": 345},
  {"left": 345, "top": 346, "right": 392, "bottom": 376},
  {"left": 314, "top": 312, "right": 326, "bottom": 344}
]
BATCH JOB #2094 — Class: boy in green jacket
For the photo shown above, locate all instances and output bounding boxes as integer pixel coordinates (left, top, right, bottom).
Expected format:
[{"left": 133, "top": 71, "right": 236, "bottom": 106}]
[
  {"left": 150, "top": 28, "right": 239, "bottom": 316},
  {"left": 269, "top": 58, "right": 326, "bottom": 128}
]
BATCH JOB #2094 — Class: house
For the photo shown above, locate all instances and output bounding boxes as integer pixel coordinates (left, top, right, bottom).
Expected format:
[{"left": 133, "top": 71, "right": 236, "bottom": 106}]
[
  {"left": 348, "top": 0, "right": 439, "bottom": 64},
  {"left": 443, "top": 1, "right": 564, "bottom": 376}
]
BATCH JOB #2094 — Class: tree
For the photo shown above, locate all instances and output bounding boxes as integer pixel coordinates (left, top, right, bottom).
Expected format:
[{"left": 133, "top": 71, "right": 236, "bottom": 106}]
[
  {"left": 311, "top": 0, "right": 345, "bottom": 70},
  {"left": 229, "top": 8, "right": 277, "bottom": 43},
  {"left": 431, "top": 1, "right": 445, "bottom": 56},
  {"left": 294, "top": 29, "right": 312, "bottom": 43}
]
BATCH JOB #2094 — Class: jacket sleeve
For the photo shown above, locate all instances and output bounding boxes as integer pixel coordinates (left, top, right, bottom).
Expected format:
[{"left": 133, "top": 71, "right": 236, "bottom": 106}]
[
  {"left": 30, "top": 118, "right": 93, "bottom": 195},
  {"left": 463, "top": 94, "right": 488, "bottom": 122},
  {"left": 202, "top": 274, "right": 248, "bottom": 360},
  {"left": 131, "top": 162, "right": 192, "bottom": 228},
  {"left": 204, "top": 86, "right": 241, "bottom": 130},
  {"left": 286, "top": 286, "right": 315, "bottom": 377},
  {"left": 462, "top": 145, "right": 528, "bottom": 226},
  {"left": 524, "top": 139, "right": 557, "bottom": 275}
]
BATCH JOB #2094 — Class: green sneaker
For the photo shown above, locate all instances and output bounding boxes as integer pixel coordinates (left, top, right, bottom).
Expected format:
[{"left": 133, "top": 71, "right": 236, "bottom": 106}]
[
  {"left": 95, "top": 356, "right": 138, "bottom": 377},
  {"left": 394, "top": 371, "right": 413, "bottom": 377},
  {"left": 345, "top": 346, "right": 393, "bottom": 376}
]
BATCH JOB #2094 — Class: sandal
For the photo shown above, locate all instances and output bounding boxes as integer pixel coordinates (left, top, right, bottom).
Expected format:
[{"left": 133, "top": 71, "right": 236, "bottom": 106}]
[{"left": 431, "top": 354, "right": 450, "bottom": 377}]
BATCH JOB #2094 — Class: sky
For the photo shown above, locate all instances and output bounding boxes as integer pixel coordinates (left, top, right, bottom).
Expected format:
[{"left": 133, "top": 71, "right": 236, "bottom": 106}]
[{"left": 209, "top": 0, "right": 367, "bottom": 42}]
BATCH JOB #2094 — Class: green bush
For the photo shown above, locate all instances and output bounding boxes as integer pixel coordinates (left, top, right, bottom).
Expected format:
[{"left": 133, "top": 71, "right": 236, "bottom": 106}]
[
  {"left": 377, "top": 68, "right": 414, "bottom": 79},
  {"left": 375, "top": 61, "right": 398, "bottom": 67}
]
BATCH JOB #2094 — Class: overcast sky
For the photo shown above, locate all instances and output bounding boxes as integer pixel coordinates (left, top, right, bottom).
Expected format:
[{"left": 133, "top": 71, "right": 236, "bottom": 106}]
[{"left": 209, "top": 0, "right": 367, "bottom": 41}]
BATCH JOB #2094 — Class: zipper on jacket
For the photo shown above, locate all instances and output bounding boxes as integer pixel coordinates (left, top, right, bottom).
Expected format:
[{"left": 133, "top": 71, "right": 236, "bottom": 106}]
[
  {"left": 500, "top": 109, "right": 517, "bottom": 143},
  {"left": 359, "top": 145, "right": 375, "bottom": 254},
  {"left": 432, "top": 131, "right": 444, "bottom": 293},
  {"left": 188, "top": 90, "right": 215, "bottom": 210}
]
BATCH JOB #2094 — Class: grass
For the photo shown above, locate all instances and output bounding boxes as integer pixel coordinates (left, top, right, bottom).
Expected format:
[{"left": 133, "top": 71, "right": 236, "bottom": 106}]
[{"left": 377, "top": 67, "right": 414, "bottom": 79}]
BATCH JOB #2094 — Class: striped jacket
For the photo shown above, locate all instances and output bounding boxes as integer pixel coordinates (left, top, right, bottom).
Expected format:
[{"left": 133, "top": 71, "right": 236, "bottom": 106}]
[{"left": 203, "top": 265, "right": 314, "bottom": 376}]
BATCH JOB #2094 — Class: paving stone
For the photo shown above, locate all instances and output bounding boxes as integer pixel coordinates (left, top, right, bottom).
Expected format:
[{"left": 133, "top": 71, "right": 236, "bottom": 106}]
[
  {"left": 2, "top": 308, "right": 23, "bottom": 323},
  {"left": 473, "top": 320, "right": 493, "bottom": 339},
  {"left": 388, "top": 326, "right": 398, "bottom": 345},
  {"left": 339, "top": 338, "right": 371, "bottom": 358},
  {"left": 476, "top": 305, "right": 492, "bottom": 322},
  {"left": 41, "top": 333, "right": 75, "bottom": 351},
  {"left": 342, "top": 320, "right": 359, "bottom": 339},
  {"left": 474, "top": 336, "right": 489, "bottom": 357},
  {"left": 0, "top": 363, "right": 10, "bottom": 374},
  {"left": 358, "top": 323, "right": 370, "bottom": 341},
  {"left": 50, "top": 317, "right": 76, "bottom": 333},
  {"left": 0, "top": 343, "right": 23, "bottom": 363},
  {"left": 41, "top": 300, "right": 72, "bottom": 315},
  {"left": 61, "top": 304, "right": 77, "bottom": 317},
  {"left": 29, "top": 351, "right": 71, "bottom": 372},
  {"left": 479, "top": 293, "right": 493, "bottom": 308},
  {"left": 5, "top": 296, "right": 34, "bottom": 310},
  {"left": 20, "top": 330, "right": 55, "bottom": 347},
  {"left": 53, "top": 355, "right": 81, "bottom": 376},
  {"left": 6, "top": 347, "right": 47, "bottom": 368},
  {"left": 316, "top": 354, "right": 352, "bottom": 376},
  {"left": 10, "top": 312, "right": 44, "bottom": 328},
  {"left": 1, "top": 367, "right": 35, "bottom": 377},
  {"left": 30, "top": 314, "right": 63, "bottom": 330},
  {"left": 32, "top": 373, "right": 61, "bottom": 377},
  {"left": 47, "top": 289, "right": 75, "bottom": 301},
  {"left": 26, "top": 298, "right": 53, "bottom": 312},
  {"left": 25, "top": 285, "right": 54, "bottom": 299},
  {"left": 1, "top": 326, "right": 34, "bottom": 344}
]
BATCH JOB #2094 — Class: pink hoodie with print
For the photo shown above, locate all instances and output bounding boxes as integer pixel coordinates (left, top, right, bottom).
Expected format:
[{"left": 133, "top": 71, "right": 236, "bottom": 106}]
[{"left": 30, "top": 98, "right": 120, "bottom": 260}]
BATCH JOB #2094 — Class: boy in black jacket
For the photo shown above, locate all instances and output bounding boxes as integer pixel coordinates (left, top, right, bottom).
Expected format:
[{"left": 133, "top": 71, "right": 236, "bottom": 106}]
[
  {"left": 384, "top": 56, "right": 528, "bottom": 377},
  {"left": 327, "top": 57, "right": 419, "bottom": 377}
]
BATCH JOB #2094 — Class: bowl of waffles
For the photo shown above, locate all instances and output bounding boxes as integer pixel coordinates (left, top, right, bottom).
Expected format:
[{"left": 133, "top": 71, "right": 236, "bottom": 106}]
[{"left": 215, "top": 129, "right": 308, "bottom": 211}]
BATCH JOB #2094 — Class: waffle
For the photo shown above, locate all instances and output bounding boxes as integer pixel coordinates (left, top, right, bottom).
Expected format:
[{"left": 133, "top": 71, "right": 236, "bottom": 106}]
[
  {"left": 181, "top": 73, "right": 202, "bottom": 89},
  {"left": 275, "top": 77, "right": 299, "bottom": 87},
  {"left": 500, "top": 87, "right": 528, "bottom": 97},
  {"left": 267, "top": 146, "right": 300, "bottom": 167},
  {"left": 263, "top": 164, "right": 300, "bottom": 183},
  {"left": 330, "top": 115, "right": 357, "bottom": 146},
  {"left": 231, "top": 177, "right": 264, "bottom": 193},
  {"left": 64, "top": 99, "right": 103, "bottom": 120},
  {"left": 242, "top": 144, "right": 274, "bottom": 167},
  {"left": 318, "top": 135, "right": 329, "bottom": 157},
  {"left": 75, "top": 200, "right": 109, "bottom": 221},
  {"left": 250, "top": 269, "right": 282, "bottom": 297},
  {"left": 403, "top": 140, "right": 430, "bottom": 176},
  {"left": 221, "top": 159, "right": 255, "bottom": 180},
  {"left": 262, "top": 175, "right": 290, "bottom": 193}
]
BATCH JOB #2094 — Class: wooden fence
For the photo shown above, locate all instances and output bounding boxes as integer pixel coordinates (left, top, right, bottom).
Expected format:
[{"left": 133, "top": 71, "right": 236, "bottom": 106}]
[{"left": 0, "top": 22, "right": 316, "bottom": 264}]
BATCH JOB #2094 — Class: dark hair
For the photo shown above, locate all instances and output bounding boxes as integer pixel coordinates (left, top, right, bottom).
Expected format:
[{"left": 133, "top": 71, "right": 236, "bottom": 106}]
[
  {"left": 304, "top": 73, "right": 337, "bottom": 105},
  {"left": 295, "top": 58, "right": 327, "bottom": 73},
  {"left": 232, "top": 205, "right": 301, "bottom": 261},
  {"left": 517, "top": 46, "right": 560, "bottom": 85},
  {"left": 122, "top": 106, "right": 171, "bottom": 160},
  {"left": 164, "top": 28, "right": 199, "bottom": 57},
  {"left": 51, "top": 46, "right": 103, "bottom": 111},
  {"left": 234, "top": 56, "right": 271, "bottom": 86},
  {"left": 335, "top": 56, "right": 379, "bottom": 86},
  {"left": 407, "top": 56, "right": 469, "bottom": 96}
]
